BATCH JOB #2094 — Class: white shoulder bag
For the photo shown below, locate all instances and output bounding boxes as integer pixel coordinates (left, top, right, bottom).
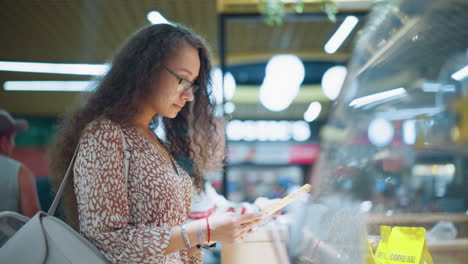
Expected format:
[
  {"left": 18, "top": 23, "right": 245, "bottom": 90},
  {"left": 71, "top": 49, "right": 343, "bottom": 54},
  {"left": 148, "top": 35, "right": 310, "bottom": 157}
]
[{"left": 0, "top": 130, "right": 131, "bottom": 264}]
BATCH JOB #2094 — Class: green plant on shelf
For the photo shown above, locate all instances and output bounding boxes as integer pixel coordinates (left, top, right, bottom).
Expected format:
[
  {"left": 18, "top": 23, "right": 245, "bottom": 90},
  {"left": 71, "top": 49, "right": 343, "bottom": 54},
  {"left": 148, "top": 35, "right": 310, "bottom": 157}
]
[
  {"left": 319, "top": 0, "right": 338, "bottom": 22},
  {"left": 261, "top": 0, "right": 338, "bottom": 26}
]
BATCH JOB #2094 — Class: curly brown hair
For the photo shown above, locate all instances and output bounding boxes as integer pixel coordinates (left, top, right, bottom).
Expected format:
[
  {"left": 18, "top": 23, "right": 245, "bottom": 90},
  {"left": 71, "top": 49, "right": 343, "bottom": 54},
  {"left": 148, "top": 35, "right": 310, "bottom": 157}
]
[{"left": 49, "top": 23, "right": 222, "bottom": 230}]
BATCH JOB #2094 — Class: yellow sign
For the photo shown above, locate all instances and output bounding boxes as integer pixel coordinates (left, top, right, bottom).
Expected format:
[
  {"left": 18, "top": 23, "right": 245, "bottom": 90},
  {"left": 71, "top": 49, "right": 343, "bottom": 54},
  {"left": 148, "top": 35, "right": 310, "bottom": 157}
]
[{"left": 374, "top": 226, "right": 433, "bottom": 264}]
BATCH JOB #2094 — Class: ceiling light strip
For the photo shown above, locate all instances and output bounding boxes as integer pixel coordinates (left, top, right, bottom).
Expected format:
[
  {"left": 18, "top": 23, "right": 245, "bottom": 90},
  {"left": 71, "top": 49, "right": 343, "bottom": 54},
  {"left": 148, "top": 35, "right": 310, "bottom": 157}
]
[
  {"left": 0, "top": 61, "right": 109, "bottom": 75},
  {"left": 324, "top": 16, "right": 359, "bottom": 54},
  {"left": 451, "top": 65, "right": 468, "bottom": 81},
  {"left": 4, "top": 81, "right": 96, "bottom": 92},
  {"left": 349, "top": 87, "right": 406, "bottom": 108}
]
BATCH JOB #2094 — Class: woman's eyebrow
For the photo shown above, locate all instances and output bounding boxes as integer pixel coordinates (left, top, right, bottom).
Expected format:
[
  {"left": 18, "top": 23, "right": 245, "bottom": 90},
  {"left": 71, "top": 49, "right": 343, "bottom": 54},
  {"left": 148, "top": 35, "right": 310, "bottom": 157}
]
[
  {"left": 174, "top": 67, "right": 198, "bottom": 82},
  {"left": 174, "top": 67, "right": 193, "bottom": 77}
]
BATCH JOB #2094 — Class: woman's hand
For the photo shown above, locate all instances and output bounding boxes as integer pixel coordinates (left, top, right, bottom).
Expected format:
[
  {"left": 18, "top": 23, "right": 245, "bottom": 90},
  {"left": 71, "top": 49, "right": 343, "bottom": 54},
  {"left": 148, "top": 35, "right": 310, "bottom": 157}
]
[
  {"left": 254, "top": 197, "right": 281, "bottom": 212},
  {"left": 253, "top": 197, "right": 282, "bottom": 227},
  {"left": 208, "top": 212, "right": 263, "bottom": 244}
]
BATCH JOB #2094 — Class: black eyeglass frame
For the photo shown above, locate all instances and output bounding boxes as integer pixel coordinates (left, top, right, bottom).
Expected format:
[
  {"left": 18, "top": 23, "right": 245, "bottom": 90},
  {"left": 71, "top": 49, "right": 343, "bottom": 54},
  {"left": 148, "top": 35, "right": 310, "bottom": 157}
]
[{"left": 162, "top": 65, "right": 200, "bottom": 94}]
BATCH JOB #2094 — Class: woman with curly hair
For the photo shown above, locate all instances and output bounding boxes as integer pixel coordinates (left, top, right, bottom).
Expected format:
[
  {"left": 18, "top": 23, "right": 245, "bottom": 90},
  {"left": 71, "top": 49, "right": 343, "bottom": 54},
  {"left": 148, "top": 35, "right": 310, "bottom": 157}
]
[{"left": 49, "top": 23, "right": 261, "bottom": 264}]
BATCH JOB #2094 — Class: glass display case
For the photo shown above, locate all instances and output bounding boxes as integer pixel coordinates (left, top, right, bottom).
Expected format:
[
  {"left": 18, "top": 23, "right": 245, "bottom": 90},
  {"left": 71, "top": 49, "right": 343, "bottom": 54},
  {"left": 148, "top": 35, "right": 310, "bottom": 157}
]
[
  {"left": 289, "top": 0, "right": 468, "bottom": 263},
  {"left": 226, "top": 165, "right": 304, "bottom": 203}
]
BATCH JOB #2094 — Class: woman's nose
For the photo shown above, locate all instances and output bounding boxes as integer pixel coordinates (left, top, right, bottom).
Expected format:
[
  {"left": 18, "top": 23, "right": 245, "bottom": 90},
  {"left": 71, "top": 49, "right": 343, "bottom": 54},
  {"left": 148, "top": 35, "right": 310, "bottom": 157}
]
[{"left": 182, "top": 88, "right": 194, "bottom": 101}]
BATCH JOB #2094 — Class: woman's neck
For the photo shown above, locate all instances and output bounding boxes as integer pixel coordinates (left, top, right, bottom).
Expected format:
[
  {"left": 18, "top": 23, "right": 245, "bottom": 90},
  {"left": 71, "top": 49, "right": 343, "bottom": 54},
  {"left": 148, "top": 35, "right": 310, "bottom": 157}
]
[{"left": 134, "top": 108, "right": 156, "bottom": 130}]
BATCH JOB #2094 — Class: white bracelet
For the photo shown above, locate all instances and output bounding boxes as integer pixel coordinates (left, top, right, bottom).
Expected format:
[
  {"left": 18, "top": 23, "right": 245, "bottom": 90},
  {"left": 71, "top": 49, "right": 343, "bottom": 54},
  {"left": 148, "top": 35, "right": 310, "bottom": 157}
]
[
  {"left": 180, "top": 224, "right": 191, "bottom": 249},
  {"left": 197, "top": 220, "right": 206, "bottom": 244}
]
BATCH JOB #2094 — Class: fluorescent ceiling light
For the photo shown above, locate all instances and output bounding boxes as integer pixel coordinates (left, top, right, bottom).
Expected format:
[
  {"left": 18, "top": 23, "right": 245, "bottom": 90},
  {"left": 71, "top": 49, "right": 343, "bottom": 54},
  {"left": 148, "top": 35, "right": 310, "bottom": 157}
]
[
  {"left": 226, "top": 120, "right": 311, "bottom": 142},
  {"left": 321, "top": 65, "right": 347, "bottom": 100},
  {"left": 224, "top": 101, "right": 236, "bottom": 114},
  {"left": 451, "top": 65, "right": 468, "bottom": 81},
  {"left": 147, "top": 11, "right": 172, "bottom": 25},
  {"left": 292, "top": 121, "right": 311, "bottom": 141},
  {"left": 324, "top": 16, "right": 359, "bottom": 54},
  {"left": 0, "top": 61, "right": 109, "bottom": 75},
  {"left": 4, "top": 81, "right": 96, "bottom": 92},
  {"left": 349, "top": 87, "right": 407, "bottom": 108},
  {"left": 304, "top": 101, "right": 322, "bottom": 122},
  {"left": 259, "top": 55, "right": 304, "bottom": 112},
  {"left": 421, "top": 82, "right": 455, "bottom": 93},
  {"left": 376, "top": 107, "right": 443, "bottom": 120},
  {"left": 368, "top": 118, "right": 394, "bottom": 147},
  {"left": 223, "top": 72, "right": 237, "bottom": 100},
  {"left": 403, "top": 120, "right": 416, "bottom": 145},
  {"left": 211, "top": 68, "right": 237, "bottom": 104}
]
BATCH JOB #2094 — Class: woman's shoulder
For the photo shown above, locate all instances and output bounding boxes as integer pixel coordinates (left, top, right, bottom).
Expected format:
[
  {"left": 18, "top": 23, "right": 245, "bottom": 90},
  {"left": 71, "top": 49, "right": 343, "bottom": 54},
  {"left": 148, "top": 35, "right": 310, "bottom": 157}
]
[
  {"left": 87, "top": 118, "right": 121, "bottom": 130},
  {"left": 83, "top": 118, "right": 125, "bottom": 140}
]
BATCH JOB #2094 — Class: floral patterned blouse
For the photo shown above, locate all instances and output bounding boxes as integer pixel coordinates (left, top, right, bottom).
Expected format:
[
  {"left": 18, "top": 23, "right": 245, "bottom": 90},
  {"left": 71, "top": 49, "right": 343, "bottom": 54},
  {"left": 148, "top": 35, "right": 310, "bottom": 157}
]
[{"left": 73, "top": 119, "right": 203, "bottom": 264}]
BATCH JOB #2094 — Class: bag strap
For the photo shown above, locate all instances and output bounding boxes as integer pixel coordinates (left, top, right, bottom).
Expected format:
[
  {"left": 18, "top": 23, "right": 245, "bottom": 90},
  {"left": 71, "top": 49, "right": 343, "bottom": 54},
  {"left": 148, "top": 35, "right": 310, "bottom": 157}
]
[
  {"left": 47, "top": 144, "right": 80, "bottom": 216},
  {"left": 48, "top": 127, "right": 131, "bottom": 216}
]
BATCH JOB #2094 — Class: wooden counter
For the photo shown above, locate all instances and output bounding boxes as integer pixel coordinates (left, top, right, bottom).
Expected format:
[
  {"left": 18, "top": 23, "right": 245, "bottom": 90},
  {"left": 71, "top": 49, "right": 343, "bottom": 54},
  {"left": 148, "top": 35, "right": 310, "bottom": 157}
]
[{"left": 221, "top": 214, "right": 468, "bottom": 264}]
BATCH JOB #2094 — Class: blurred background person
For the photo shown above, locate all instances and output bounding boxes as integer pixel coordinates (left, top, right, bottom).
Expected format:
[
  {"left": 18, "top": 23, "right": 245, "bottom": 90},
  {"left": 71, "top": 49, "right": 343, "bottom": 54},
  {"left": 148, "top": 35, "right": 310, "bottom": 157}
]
[{"left": 0, "top": 109, "right": 41, "bottom": 218}]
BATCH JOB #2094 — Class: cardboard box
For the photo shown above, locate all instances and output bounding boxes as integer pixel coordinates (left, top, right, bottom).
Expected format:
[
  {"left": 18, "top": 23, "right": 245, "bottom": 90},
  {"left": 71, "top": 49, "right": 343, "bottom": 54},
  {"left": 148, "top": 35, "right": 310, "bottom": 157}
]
[{"left": 221, "top": 227, "right": 288, "bottom": 264}]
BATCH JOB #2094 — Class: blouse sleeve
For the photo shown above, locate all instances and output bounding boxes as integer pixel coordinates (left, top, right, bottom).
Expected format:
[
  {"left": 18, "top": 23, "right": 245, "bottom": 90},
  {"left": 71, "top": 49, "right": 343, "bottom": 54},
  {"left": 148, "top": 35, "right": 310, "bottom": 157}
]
[
  {"left": 187, "top": 249, "right": 204, "bottom": 264},
  {"left": 73, "top": 120, "right": 171, "bottom": 264},
  {"left": 178, "top": 246, "right": 204, "bottom": 264}
]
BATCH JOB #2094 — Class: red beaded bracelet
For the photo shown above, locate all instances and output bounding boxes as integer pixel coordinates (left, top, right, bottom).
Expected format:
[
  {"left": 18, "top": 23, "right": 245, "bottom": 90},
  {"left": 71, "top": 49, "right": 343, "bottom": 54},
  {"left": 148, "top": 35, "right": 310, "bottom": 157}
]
[{"left": 205, "top": 217, "right": 211, "bottom": 243}]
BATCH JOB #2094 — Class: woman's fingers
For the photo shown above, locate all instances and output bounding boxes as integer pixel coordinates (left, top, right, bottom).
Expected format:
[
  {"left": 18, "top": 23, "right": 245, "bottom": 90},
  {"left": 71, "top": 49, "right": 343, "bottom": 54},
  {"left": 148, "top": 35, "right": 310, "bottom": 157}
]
[
  {"left": 237, "top": 212, "right": 263, "bottom": 224},
  {"left": 241, "top": 221, "right": 260, "bottom": 230},
  {"left": 232, "top": 226, "right": 251, "bottom": 242},
  {"left": 211, "top": 212, "right": 265, "bottom": 244}
]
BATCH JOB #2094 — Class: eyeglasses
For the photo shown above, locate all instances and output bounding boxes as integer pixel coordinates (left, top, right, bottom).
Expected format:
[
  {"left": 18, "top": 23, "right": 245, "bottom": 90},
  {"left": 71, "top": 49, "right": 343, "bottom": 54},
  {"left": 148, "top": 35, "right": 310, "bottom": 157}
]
[{"left": 162, "top": 65, "right": 200, "bottom": 94}]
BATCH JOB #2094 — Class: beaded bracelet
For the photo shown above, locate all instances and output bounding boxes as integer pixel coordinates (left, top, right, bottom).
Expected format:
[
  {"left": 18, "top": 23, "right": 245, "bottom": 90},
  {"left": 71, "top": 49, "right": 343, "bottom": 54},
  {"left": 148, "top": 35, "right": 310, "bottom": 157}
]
[
  {"left": 180, "top": 224, "right": 191, "bottom": 249},
  {"left": 196, "top": 218, "right": 216, "bottom": 250},
  {"left": 197, "top": 220, "right": 206, "bottom": 244}
]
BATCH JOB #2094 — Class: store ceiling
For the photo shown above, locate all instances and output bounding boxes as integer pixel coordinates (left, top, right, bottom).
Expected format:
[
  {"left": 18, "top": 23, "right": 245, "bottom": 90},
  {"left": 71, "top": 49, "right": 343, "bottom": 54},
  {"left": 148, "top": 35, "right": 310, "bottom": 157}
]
[{"left": 0, "top": 0, "right": 370, "bottom": 119}]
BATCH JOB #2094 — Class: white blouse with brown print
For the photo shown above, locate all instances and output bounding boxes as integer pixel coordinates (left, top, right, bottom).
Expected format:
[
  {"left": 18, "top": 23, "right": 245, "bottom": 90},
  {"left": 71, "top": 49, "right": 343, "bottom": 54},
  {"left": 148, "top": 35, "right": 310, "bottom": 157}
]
[{"left": 73, "top": 119, "right": 203, "bottom": 264}]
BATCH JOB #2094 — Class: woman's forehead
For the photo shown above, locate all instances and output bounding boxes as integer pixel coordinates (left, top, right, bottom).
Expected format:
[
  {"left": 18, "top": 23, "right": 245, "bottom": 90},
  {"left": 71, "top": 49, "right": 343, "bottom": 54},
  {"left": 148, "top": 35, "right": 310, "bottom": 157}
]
[{"left": 165, "top": 43, "right": 200, "bottom": 76}]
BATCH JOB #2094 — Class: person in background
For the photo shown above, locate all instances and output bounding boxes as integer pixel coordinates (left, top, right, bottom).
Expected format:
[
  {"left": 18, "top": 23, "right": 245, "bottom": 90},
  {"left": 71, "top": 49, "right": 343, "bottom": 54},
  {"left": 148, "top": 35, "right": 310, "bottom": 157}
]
[
  {"left": 0, "top": 109, "right": 41, "bottom": 218},
  {"left": 49, "top": 23, "right": 261, "bottom": 264}
]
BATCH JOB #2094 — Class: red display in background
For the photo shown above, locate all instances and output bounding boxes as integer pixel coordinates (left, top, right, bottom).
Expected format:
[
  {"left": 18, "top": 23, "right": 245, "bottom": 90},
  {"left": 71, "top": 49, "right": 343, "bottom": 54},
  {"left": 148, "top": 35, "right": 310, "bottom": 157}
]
[
  {"left": 381, "top": 158, "right": 405, "bottom": 172},
  {"left": 289, "top": 144, "right": 320, "bottom": 164},
  {"left": 11, "top": 147, "right": 49, "bottom": 178}
]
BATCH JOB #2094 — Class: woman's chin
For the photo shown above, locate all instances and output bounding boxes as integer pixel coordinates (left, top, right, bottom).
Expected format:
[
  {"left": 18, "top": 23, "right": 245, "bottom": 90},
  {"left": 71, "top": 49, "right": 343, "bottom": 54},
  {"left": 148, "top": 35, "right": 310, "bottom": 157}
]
[{"left": 160, "top": 111, "right": 179, "bottom": 119}]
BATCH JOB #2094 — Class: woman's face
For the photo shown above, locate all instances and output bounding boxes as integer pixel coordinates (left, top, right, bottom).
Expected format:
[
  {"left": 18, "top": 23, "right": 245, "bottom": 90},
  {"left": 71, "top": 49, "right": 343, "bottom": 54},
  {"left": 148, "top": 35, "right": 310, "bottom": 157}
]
[{"left": 147, "top": 41, "right": 200, "bottom": 118}]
